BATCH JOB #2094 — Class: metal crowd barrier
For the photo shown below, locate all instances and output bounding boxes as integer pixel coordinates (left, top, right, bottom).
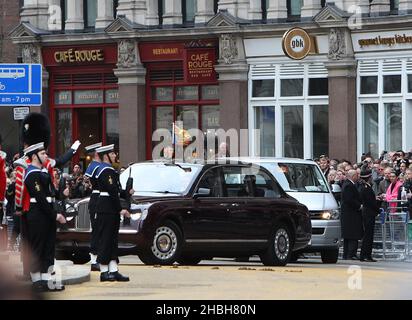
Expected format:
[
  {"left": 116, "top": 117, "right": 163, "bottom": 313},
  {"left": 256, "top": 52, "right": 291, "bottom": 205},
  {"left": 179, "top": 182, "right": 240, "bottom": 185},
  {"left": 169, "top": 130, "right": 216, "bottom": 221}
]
[{"left": 373, "top": 200, "right": 411, "bottom": 260}]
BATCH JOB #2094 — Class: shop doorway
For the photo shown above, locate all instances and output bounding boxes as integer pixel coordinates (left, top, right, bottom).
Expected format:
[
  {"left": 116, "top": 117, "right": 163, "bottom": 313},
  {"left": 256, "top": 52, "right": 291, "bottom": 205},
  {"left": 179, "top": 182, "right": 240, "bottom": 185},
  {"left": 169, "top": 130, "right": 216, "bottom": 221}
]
[{"left": 74, "top": 108, "right": 102, "bottom": 170}]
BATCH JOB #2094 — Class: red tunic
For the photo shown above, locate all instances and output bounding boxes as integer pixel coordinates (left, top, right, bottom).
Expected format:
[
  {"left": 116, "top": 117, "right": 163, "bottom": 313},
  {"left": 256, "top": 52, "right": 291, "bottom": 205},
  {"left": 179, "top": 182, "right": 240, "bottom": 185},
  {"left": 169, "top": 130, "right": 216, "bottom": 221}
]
[{"left": 0, "top": 152, "right": 6, "bottom": 206}]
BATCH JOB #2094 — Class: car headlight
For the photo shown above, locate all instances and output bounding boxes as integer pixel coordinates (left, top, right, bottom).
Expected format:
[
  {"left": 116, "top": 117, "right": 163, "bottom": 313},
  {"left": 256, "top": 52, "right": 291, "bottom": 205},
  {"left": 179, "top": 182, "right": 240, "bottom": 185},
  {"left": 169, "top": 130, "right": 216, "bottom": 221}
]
[
  {"left": 321, "top": 210, "right": 340, "bottom": 220},
  {"left": 130, "top": 203, "right": 152, "bottom": 221}
]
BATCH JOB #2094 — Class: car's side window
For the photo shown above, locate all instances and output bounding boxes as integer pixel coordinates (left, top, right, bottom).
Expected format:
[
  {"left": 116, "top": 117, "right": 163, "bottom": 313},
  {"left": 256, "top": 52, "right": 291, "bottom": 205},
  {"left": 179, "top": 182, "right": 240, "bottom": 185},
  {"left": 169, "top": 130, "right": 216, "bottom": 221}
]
[
  {"left": 221, "top": 166, "right": 281, "bottom": 198},
  {"left": 196, "top": 168, "right": 223, "bottom": 197},
  {"left": 222, "top": 166, "right": 248, "bottom": 197},
  {"left": 255, "top": 170, "right": 281, "bottom": 198}
]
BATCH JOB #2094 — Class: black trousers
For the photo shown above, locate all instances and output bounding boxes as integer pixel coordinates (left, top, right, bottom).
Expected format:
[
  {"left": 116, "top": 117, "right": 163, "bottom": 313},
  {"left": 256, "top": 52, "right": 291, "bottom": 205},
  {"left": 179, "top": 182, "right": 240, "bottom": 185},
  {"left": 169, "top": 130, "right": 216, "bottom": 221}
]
[
  {"left": 361, "top": 214, "right": 376, "bottom": 259},
  {"left": 89, "top": 211, "right": 99, "bottom": 255},
  {"left": 20, "top": 213, "right": 31, "bottom": 276},
  {"left": 96, "top": 213, "right": 120, "bottom": 265},
  {"left": 343, "top": 239, "right": 359, "bottom": 259},
  {"left": 27, "top": 206, "right": 56, "bottom": 274},
  {"left": 9, "top": 214, "right": 21, "bottom": 247}
]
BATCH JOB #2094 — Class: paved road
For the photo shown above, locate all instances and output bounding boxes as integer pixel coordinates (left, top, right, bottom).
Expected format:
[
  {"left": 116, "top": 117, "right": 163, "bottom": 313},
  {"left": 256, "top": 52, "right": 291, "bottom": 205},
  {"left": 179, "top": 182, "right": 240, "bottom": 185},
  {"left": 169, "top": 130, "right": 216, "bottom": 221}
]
[{"left": 46, "top": 256, "right": 412, "bottom": 300}]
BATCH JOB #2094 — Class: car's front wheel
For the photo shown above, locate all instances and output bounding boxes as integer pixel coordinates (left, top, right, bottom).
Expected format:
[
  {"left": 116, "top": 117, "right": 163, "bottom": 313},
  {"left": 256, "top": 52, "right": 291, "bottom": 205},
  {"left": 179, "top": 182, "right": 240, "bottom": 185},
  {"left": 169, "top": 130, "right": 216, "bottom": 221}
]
[
  {"left": 260, "top": 223, "right": 292, "bottom": 266},
  {"left": 139, "top": 220, "right": 183, "bottom": 265}
]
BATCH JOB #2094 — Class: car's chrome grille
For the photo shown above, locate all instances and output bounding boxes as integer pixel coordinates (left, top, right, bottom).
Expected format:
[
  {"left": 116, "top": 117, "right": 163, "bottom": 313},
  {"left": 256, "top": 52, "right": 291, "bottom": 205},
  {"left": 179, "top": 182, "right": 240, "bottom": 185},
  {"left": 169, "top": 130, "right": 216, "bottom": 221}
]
[{"left": 75, "top": 202, "right": 91, "bottom": 229}]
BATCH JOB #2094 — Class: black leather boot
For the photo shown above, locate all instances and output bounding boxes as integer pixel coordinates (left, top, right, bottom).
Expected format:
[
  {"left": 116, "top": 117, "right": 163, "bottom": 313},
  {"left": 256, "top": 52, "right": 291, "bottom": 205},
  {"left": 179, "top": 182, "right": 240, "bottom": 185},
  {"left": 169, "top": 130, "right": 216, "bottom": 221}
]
[
  {"left": 100, "top": 271, "right": 116, "bottom": 282},
  {"left": 110, "top": 271, "right": 130, "bottom": 282}
]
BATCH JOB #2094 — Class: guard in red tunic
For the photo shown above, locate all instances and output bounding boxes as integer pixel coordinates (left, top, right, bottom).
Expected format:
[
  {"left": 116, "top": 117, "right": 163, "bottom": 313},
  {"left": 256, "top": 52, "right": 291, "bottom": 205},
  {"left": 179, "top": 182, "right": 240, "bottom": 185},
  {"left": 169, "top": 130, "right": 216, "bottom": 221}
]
[{"left": 0, "top": 134, "right": 7, "bottom": 225}]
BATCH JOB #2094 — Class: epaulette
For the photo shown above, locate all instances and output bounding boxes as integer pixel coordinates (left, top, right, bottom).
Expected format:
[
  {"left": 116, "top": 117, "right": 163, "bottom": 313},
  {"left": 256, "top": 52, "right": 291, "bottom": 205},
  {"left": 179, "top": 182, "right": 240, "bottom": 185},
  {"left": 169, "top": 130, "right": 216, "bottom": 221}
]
[
  {"left": 0, "top": 151, "right": 6, "bottom": 160},
  {"left": 13, "top": 156, "right": 28, "bottom": 169}
]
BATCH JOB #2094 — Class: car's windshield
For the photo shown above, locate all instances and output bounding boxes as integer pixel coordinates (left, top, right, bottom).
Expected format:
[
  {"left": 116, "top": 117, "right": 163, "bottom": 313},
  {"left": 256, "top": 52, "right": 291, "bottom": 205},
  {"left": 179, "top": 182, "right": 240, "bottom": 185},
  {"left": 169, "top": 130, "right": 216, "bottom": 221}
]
[
  {"left": 120, "top": 163, "right": 201, "bottom": 194},
  {"left": 259, "top": 162, "right": 329, "bottom": 193}
]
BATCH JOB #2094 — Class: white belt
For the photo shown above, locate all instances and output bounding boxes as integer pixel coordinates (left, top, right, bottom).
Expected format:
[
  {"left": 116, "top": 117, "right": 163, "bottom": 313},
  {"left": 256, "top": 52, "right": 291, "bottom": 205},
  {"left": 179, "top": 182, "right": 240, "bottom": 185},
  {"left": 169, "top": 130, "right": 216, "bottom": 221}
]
[
  {"left": 100, "top": 192, "right": 110, "bottom": 196},
  {"left": 30, "top": 197, "right": 55, "bottom": 203},
  {"left": 92, "top": 190, "right": 100, "bottom": 194}
]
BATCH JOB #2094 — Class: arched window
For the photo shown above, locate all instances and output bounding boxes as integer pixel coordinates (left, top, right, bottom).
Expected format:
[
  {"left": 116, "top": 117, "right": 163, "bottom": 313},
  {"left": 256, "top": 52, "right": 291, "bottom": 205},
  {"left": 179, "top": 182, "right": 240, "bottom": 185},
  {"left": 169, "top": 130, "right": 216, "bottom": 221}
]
[
  {"left": 84, "top": 0, "right": 97, "bottom": 29},
  {"left": 114, "top": 0, "right": 119, "bottom": 18},
  {"left": 158, "top": 0, "right": 164, "bottom": 25},
  {"left": 287, "top": 0, "right": 303, "bottom": 20},
  {"left": 390, "top": 0, "right": 399, "bottom": 12},
  {"left": 60, "top": 0, "right": 66, "bottom": 30},
  {"left": 183, "top": 0, "right": 196, "bottom": 25},
  {"left": 262, "top": 0, "right": 269, "bottom": 22}
]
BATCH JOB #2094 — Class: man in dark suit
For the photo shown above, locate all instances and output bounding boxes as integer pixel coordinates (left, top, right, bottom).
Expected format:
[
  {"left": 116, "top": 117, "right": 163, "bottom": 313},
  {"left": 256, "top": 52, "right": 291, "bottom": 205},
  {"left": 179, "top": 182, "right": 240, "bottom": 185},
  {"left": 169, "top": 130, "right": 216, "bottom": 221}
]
[
  {"left": 358, "top": 165, "right": 379, "bottom": 262},
  {"left": 341, "top": 169, "right": 363, "bottom": 260}
]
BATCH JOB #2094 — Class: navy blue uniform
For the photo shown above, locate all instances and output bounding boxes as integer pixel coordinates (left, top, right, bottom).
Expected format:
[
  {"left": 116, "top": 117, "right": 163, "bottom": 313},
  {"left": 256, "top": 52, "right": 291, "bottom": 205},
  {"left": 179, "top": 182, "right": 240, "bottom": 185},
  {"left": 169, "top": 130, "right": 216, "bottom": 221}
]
[
  {"left": 24, "top": 165, "right": 56, "bottom": 275},
  {"left": 84, "top": 160, "right": 100, "bottom": 256},
  {"left": 95, "top": 163, "right": 124, "bottom": 265}
]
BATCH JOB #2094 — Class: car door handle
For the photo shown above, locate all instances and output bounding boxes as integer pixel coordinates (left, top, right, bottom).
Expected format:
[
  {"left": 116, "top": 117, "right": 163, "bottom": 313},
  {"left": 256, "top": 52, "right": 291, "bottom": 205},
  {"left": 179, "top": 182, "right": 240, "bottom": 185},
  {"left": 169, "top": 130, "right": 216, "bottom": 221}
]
[
  {"left": 231, "top": 203, "right": 240, "bottom": 207},
  {"left": 219, "top": 203, "right": 230, "bottom": 207}
]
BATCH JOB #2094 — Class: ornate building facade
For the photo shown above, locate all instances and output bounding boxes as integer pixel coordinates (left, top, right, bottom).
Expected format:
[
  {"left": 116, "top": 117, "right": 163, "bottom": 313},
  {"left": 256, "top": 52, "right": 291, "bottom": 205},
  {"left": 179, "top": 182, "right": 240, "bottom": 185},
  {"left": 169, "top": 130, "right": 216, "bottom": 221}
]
[{"left": 10, "top": 0, "right": 412, "bottom": 165}]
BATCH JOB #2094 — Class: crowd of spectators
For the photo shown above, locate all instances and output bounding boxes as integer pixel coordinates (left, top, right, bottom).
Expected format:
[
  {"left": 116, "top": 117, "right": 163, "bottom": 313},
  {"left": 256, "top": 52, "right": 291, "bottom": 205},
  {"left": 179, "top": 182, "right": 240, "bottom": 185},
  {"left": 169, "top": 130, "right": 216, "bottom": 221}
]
[{"left": 316, "top": 150, "right": 412, "bottom": 215}]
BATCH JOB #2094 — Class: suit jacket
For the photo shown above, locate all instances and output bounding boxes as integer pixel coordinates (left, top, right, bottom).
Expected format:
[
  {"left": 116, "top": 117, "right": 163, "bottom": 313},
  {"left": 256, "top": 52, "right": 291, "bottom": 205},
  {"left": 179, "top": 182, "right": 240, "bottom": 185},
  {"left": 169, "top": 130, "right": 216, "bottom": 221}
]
[
  {"left": 340, "top": 179, "right": 363, "bottom": 240},
  {"left": 358, "top": 181, "right": 379, "bottom": 217}
]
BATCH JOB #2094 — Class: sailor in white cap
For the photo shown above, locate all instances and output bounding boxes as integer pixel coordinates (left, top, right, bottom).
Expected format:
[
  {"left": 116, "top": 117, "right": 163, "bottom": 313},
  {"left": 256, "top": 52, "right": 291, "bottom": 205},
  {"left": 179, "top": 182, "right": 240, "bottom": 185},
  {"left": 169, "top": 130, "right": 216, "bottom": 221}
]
[
  {"left": 94, "top": 144, "right": 132, "bottom": 282},
  {"left": 84, "top": 142, "right": 102, "bottom": 272},
  {"left": 23, "top": 142, "right": 66, "bottom": 292}
]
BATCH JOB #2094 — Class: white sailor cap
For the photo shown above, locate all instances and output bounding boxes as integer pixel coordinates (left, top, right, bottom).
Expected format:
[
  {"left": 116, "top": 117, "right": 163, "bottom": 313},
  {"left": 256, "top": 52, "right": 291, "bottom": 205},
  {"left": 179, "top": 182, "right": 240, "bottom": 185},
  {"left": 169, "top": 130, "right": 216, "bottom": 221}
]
[
  {"left": 24, "top": 142, "right": 45, "bottom": 156},
  {"left": 85, "top": 142, "right": 103, "bottom": 153},
  {"left": 95, "top": 144, "right": 115, "bottom": 154}
]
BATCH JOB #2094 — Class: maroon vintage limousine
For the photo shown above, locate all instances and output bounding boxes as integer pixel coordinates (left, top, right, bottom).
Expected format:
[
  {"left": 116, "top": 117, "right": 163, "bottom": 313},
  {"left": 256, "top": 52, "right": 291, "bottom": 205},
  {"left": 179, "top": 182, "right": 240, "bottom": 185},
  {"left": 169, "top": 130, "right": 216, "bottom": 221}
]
[{"left": 56, "top": 161, "right": 311, "bottom": 266}]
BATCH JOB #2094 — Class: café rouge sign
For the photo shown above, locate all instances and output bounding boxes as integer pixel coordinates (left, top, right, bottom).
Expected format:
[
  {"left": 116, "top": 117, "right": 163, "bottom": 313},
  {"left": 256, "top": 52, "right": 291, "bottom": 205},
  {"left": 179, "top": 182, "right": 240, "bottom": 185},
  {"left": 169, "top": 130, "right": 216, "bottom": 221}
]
[{"left": 54, "top": 48, "right": 104, "bottom": 63}]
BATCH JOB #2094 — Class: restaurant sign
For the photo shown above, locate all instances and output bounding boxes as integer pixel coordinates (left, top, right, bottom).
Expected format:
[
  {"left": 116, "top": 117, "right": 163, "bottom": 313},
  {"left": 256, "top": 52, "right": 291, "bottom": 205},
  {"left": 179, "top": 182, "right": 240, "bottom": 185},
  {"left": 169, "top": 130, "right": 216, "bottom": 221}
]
[{"left": 184, "top": 48, "right": 216, "bottom": 82}]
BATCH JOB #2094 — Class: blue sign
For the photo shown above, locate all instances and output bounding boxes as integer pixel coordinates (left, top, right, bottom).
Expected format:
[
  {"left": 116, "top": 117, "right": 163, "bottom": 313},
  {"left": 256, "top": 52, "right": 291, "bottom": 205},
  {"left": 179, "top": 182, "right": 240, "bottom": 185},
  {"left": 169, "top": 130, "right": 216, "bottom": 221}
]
[{"left": 0, "top": 64, "right": 42, "bottom": 106}]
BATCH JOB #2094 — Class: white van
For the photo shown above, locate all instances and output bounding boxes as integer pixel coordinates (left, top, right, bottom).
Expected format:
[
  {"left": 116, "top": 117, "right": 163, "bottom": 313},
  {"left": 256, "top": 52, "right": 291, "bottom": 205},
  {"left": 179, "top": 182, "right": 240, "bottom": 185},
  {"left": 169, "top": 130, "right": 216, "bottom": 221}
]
[{"left": 226, "top": 157, "right": 341, "bottom": 263}]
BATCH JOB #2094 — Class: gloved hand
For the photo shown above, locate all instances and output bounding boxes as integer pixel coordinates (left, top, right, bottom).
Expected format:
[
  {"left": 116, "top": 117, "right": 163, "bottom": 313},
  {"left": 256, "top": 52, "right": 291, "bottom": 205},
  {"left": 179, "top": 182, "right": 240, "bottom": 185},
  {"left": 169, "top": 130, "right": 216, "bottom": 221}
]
[{"left": 71, "top": 140, "right": 81, "bottom": 152}]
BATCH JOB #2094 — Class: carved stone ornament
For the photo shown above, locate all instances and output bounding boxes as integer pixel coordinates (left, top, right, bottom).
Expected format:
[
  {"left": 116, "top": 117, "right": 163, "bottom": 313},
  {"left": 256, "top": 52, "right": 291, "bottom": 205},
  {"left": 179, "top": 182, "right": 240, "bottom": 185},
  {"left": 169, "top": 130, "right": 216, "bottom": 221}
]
[
  {"left": 117, "top": 39, "right": 137, "bottom": 68},
  {"left": 22, "top": 44, "right": 40, "bottom": 64},
  {"left": 220, "top": 34, "right": 238, "bottom": 65},
  {"left": 328, "top": 28, "right": 346, "bottom": 60}
]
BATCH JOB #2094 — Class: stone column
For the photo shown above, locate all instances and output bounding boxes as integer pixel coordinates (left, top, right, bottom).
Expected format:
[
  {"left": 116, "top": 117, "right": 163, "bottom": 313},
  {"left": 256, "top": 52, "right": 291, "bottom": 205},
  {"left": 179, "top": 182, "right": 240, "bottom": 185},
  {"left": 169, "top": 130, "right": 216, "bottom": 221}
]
[
  {"left": 248, "top": 0, "right": 263, "bottom": 21},
  {"left": 326, "top": 28, "right": 357, "bottom": 163},
  {"left": 21, "top": 43, "right": 47, "bottom": 115},
  {"left": 326, "top": 61, "right": 357, "bottom": 163},
  {"left": 114, "top": 40, "right": 147, "bottom": 165},
  {"left": 65, "top": 0, "right": 84, "bottom": 31},
  {"left": 301, "top": 0, "right": 322, "bottom": 21},
  {"left": 162, "top": 0, "right": 182, "bottom": 26},
  {"left": 48, "top": 0, "right": 62, "bottom": 31},
  {"left": 399, "top": 0, "right": 412, "bottom": 14},
  {"left": 214, "top": 34, "right": 249, "bottom": 157},
  {"left": 145, "top": 0, "right": 159, "bottom": 26},
  {"left": 21, "top": 0, "right": 49, "bottom": 30},
  {"left": 116, "top": 0, "right": 147, "bottom": 25},
  {"left": 345, "top": 0, "right": 370, "bottom": 15},
  {"left": 267, "top": 0, "right": 287, "bottom": 22},
  {"left": 195, "top": 0, "right": 215, "bottom": 24},
  {"left": 370, "top": 0, "right": 390, "bottom": 16},
  {"left": 236, "top": 0, "right": 249, "bottom": 20},
  {"left": 95, "top": 0, "right": 114, "bottom": 29}
]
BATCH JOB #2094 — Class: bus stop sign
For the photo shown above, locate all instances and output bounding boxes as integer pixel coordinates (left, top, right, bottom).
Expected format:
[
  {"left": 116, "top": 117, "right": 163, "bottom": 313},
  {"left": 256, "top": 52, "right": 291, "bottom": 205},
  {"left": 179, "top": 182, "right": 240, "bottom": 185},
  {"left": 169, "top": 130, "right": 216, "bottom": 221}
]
[{"left": 0, "top": 64, "right": 42, "bottom": 106}]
